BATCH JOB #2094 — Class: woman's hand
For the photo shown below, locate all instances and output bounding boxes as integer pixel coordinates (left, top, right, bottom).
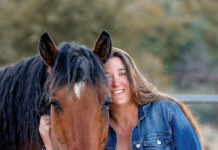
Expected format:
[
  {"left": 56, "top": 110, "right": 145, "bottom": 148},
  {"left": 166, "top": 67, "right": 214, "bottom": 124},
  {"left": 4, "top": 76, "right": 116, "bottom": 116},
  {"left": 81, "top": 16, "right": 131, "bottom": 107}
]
[{"left": 39, "top": 115, "right": 53, "bottom": 150}]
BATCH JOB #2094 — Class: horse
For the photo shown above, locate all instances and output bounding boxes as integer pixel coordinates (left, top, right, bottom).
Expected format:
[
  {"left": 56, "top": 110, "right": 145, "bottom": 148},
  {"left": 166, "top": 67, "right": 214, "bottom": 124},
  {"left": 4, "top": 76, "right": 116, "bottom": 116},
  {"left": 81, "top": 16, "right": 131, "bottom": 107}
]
[{"left": 0, "top": 31, "right": 112, "bottom": 150}]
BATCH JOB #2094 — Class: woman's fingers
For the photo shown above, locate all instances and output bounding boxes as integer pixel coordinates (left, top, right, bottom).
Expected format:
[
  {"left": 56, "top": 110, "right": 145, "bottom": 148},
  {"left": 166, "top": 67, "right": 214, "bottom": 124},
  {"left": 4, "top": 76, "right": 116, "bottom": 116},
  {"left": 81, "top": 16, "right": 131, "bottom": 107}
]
[
  {"left": 39, "top": 115, "right": 51, "bottom": 134},
  {"left": 39, "top": 115, "right": 53, "bottom": 150}
]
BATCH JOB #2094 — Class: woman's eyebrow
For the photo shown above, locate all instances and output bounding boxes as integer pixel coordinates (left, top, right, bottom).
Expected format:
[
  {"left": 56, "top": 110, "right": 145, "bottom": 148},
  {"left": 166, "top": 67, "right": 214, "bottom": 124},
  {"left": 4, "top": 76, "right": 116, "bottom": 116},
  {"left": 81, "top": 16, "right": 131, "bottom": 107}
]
[{"left": 105, "top": 68, "right": 125, "bottom": 74}]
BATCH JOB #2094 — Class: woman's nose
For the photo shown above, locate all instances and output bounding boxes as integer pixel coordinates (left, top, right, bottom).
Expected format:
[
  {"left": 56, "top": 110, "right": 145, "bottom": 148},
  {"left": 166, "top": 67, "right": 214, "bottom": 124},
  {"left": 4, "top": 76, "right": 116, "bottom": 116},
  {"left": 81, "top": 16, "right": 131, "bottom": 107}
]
[{"left": 111, "top": 76, "right": 120, "bottom": 87}]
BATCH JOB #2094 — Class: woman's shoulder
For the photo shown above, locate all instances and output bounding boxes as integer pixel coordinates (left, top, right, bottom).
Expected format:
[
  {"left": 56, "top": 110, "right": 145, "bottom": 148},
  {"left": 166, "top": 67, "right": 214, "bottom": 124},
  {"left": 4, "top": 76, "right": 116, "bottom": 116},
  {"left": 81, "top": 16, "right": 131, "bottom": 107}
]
[
  {"left": 139, "top": 99, "right": 179, "bottom": 119},
  {"left": 154, "top": 99, "right": 177, "bottom": 105},
  {"left": 141, "top": 99, "right": 177, "bottom": 110}
]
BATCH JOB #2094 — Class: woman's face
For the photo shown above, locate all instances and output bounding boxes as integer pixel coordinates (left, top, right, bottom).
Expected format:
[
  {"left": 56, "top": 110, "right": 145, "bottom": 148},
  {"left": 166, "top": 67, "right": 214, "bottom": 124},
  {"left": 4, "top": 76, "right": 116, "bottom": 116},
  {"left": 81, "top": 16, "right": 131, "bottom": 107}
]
[{"left": 103, "top": 57, "right": 132, "bottom": 106}]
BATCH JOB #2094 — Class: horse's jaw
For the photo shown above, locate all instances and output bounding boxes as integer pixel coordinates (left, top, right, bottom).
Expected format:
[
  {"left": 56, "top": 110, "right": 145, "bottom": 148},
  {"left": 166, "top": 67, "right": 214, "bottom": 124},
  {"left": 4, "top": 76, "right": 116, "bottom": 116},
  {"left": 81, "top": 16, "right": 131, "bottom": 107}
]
[{"left": 50, "top": 129, "right": 68, "bottom": 150}]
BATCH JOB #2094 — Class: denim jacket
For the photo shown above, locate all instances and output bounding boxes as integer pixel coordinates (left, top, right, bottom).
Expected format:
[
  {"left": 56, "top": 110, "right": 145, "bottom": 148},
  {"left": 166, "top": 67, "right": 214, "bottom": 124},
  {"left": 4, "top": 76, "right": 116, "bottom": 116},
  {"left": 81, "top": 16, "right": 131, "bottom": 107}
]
[{"left": 105, "top": 100, "right": 202, "bottom": 150}]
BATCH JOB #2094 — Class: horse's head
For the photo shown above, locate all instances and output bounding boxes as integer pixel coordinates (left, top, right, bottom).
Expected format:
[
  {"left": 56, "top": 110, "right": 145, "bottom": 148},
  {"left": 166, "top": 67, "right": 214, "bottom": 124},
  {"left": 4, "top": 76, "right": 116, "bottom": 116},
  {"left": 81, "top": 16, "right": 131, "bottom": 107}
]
[{"left": 39, "top": 31, "right": 111, "bottom": 150}]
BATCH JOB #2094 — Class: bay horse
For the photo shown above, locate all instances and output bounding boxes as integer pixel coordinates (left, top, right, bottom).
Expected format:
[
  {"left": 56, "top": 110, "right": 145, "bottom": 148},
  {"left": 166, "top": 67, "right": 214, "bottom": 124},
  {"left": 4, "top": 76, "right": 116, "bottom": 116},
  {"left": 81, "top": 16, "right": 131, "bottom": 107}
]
[{"left": 0, "top": 31, "right": 112, "bottom": 150}]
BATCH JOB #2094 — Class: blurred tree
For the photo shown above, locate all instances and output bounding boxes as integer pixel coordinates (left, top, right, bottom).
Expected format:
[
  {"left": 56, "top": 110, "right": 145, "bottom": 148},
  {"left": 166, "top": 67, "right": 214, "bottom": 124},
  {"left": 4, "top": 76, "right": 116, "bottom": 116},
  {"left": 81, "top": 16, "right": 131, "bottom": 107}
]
[
  {"left": 114, "top": 0, "right": 218, "bottom": 90},
  {"left": 0, "top": 0, "right": 218, "bottom": 90},
  {"left": 0, "top": 0, "right": 122, "bottom": 64}
]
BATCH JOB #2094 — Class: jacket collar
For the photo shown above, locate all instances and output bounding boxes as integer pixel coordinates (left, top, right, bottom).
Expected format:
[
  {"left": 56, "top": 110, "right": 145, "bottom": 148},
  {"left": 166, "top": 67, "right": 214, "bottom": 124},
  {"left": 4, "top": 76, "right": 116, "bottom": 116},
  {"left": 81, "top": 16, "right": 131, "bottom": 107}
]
[
  {"left": 138, "top": 102, "right": 151, "bottom": 121},
  {"left": 108, "top": 102, "right": 151, "bottom": 128}
]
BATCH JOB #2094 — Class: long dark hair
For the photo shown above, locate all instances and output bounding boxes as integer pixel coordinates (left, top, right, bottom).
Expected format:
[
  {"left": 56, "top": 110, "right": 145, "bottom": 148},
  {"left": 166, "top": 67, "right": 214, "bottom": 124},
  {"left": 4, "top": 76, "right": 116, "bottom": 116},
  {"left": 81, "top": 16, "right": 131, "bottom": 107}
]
[{"left": 0, "top": 56, "right": 47, "bottom": 149}]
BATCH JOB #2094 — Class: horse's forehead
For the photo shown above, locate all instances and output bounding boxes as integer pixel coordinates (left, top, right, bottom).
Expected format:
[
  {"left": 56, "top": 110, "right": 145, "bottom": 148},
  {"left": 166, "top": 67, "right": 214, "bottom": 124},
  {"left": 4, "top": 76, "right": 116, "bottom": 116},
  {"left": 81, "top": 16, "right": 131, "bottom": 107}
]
[{"left": 73, "top": 81, "right": 85, "bottom": 99}]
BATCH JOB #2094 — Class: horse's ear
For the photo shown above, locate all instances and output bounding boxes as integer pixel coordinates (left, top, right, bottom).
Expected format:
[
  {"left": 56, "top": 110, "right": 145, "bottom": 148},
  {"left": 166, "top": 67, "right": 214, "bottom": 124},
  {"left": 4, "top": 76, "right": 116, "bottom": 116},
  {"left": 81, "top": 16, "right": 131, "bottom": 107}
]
[
  {"left": 93, "top": 31, "right": 112, "bottom": 63},
  {"left": 39, "top": 32, "right": 58, "bottom": 67}
]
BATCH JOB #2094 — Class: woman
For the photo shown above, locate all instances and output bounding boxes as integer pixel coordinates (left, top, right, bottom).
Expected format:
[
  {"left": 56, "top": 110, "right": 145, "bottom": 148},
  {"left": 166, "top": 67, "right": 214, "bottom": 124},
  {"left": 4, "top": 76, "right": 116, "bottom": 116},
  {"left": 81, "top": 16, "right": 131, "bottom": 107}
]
[{"left": 39, "top": 47, "right": 204, "bottom": 150}]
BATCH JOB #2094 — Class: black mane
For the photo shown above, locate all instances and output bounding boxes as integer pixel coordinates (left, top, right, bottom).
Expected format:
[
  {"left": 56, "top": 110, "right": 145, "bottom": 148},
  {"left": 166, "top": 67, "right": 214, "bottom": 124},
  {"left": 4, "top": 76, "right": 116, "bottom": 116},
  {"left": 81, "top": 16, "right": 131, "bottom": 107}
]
[
  {"left": 0, "top": 56, "right": 48, "bottom": 149},
  {"left": 0, "top": 43, "right": 107, "bottom": 150}
]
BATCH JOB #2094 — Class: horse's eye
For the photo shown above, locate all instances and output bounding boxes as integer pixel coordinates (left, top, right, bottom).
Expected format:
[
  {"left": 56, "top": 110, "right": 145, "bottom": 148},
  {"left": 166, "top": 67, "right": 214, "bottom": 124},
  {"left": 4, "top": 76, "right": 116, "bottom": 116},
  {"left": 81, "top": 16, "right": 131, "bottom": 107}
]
[
  {"left": 101, "top": 96, "right": 111, "bottom": 110},
  {"left": 50, "top": 99, "right": 62, "bottom": 112}
]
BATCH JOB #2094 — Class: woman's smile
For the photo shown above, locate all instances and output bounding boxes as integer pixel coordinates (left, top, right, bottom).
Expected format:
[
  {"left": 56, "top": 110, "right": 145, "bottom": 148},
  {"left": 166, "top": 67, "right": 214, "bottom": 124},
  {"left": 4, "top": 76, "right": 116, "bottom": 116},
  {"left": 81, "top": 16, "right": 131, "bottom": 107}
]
[{"left": 112, "top": 89, "right": 124, "bottom": 94}]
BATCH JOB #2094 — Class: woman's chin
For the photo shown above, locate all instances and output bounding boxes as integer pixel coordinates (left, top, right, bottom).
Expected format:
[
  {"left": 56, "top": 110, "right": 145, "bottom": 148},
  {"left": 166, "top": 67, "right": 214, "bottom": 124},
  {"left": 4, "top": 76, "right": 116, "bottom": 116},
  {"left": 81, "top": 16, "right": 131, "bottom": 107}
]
[{"left": 111, "top": 99, "right": 129, "bottom": 106}]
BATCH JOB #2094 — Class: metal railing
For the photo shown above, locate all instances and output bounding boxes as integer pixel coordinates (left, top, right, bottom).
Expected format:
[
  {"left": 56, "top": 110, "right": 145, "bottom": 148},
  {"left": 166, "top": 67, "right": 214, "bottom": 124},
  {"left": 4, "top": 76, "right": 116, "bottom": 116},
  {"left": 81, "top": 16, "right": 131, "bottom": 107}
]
[
  {"left": 169, "top": 94, "right": 218, "bottom": 103},
  {"left": 169, "top": 94, "right": 218, "bottom": 127}
]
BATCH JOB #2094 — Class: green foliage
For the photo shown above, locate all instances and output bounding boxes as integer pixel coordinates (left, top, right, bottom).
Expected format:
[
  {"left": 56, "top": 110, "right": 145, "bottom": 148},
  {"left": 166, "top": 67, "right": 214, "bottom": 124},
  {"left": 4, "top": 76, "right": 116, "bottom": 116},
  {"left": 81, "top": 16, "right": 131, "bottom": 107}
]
[
  {"left": 0, "top": 0, "right": 122, "bottom": 64},
  {"left": 0, "top": 0, "right": 218, "bottom": 90}
]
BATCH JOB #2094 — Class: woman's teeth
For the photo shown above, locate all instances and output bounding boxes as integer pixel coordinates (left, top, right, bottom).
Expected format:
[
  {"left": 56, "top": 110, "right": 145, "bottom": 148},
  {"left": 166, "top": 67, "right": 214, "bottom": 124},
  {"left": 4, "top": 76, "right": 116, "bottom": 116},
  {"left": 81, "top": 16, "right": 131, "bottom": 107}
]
[{"left": 113, "top": 90, "right": 123, "bottom": 94}]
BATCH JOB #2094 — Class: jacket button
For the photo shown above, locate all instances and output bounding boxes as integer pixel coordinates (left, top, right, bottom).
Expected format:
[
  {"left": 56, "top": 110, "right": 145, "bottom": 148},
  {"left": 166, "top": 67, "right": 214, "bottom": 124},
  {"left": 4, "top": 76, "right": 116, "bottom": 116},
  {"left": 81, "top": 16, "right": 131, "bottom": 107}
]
[
  {"left": 136, "top": 143, "right": 140, "bottom": 148},
  {"left": 157, "top": 140, "right": 161, "bottom": 145}
]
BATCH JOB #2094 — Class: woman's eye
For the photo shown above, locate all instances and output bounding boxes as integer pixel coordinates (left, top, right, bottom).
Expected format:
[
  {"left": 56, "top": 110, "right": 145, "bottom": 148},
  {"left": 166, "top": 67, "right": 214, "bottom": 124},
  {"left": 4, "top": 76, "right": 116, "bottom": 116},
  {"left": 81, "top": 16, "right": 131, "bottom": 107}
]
[
  {"left": 119, "top": 72, "right": 127, "bottom": 76},
  {"left": 106, "top": 74, "right": 112, "bottom": 78}
]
